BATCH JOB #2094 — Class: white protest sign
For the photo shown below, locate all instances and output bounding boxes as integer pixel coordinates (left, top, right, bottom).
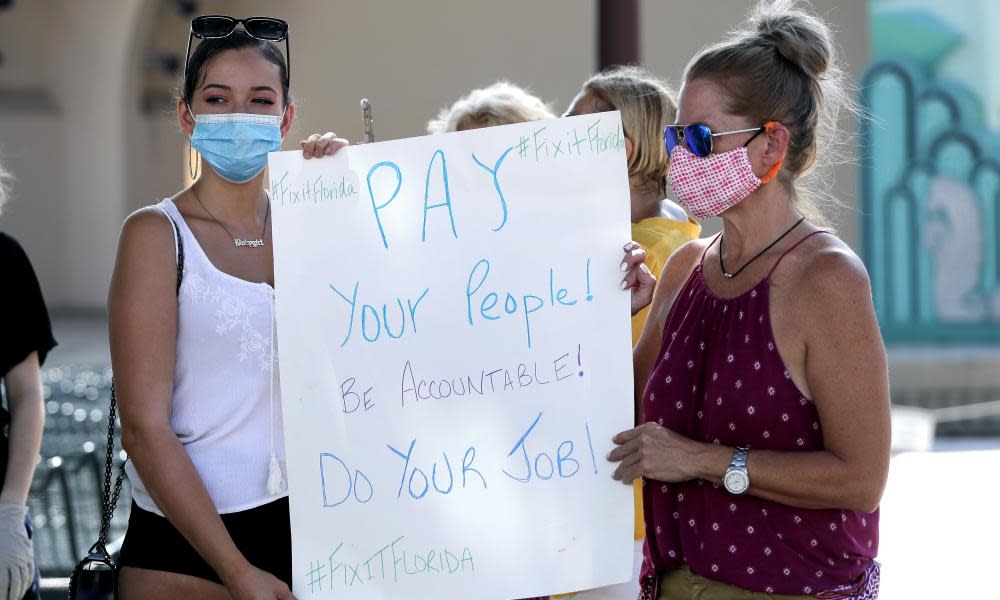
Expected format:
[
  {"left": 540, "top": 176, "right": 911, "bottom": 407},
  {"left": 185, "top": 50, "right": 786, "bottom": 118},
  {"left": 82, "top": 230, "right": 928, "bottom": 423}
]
[{"left": 269, "top": 112, "right": 634, "bottom": 599}]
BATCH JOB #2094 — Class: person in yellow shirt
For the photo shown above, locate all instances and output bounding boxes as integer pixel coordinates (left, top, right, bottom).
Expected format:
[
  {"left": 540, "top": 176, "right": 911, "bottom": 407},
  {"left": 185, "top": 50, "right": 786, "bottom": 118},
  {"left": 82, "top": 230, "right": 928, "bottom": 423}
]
[
  {"left": 566, "top": 66, "right": 701, "bottom": 348},
  {"left": 563, "top": 66, "right": 701, "bottom": 597}
]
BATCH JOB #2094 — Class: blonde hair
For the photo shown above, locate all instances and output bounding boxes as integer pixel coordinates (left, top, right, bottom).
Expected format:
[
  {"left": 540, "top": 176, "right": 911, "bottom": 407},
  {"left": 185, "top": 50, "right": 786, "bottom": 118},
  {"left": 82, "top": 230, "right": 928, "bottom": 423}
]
[
  {"left": 684, "top": 0, "right": 860, "bottom": 226},
  {"left": 582, "top": 66, "right": 677, "bottom": 195},
  {"left": 427, "top": 81, "right": 555, "bottom": 133},
  {"left": 0, "top": 161, "right": 11, "bottom": 216}
]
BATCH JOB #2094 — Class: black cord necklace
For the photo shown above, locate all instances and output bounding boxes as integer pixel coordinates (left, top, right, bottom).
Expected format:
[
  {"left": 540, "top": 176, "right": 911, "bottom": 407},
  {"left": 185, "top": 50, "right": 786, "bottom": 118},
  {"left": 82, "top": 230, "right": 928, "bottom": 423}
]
[{"left": 720, "top": 216, "right": 806, "bottom": 279}]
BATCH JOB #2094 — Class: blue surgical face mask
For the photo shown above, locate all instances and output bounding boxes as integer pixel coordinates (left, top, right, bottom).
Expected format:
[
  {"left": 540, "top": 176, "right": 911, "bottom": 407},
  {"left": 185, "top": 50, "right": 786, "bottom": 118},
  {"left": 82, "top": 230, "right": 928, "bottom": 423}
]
[{"left": 190, "top": 110, "right": 284, "bottom": 183}]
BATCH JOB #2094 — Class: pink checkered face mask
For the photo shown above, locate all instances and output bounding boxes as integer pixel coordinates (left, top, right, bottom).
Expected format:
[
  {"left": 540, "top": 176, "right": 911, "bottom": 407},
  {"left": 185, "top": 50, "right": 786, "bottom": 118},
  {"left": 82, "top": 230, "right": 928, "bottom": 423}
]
[{"left": 667, "top": 144, "right": 763, "bottom": 220}]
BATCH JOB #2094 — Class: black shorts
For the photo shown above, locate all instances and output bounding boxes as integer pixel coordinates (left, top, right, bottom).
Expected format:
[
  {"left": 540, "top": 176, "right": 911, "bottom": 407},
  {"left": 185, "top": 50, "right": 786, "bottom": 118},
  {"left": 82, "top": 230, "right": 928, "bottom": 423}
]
[{"left": 118, "top": 497, "right": 291, "bottom": 587}]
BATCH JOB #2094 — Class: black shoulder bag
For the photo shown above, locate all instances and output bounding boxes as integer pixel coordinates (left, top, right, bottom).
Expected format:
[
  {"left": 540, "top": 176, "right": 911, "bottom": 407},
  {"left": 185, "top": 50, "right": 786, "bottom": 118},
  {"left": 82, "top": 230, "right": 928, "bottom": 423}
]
[{"left": 68, "top": 217, "right": 184, "bottom": 600}]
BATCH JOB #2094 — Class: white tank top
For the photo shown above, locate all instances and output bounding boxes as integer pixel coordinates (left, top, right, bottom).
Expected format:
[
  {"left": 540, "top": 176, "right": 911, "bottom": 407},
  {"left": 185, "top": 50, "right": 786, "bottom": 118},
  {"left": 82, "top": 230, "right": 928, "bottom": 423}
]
[{"left": 125, "top": 197, "right": 287, "bottom": 516}]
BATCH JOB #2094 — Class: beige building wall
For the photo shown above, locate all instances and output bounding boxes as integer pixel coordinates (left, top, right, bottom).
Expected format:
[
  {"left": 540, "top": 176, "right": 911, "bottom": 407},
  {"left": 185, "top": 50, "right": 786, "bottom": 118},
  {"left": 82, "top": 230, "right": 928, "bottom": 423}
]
[
  {"left": 1, "top": 0, "right": 148, "bottom": 309},
  {"left": 0, "top": 0, "right": 869, "bottom": 310}
]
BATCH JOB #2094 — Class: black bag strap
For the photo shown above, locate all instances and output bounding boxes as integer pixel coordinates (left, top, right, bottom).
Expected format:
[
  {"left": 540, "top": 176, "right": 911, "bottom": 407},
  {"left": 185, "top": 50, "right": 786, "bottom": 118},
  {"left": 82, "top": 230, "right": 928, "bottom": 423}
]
[{"left": 93, "top": 214, "right": 184, "bottom": 554}]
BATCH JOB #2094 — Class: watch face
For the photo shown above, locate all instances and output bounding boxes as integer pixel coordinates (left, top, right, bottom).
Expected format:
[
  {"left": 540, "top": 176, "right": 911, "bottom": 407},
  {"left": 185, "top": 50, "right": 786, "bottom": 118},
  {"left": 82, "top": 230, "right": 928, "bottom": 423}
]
[{"left": 724, "top": 469, "right": 749, "bottom": 494}]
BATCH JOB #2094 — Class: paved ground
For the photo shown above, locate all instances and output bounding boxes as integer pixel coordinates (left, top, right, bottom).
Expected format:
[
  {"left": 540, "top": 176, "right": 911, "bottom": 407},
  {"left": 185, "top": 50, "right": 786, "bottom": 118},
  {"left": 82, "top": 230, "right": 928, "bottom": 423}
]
[
  {"left": 570, "top": 439, "right": 1000, "bottom": 600},
  {"left": 43, "top": 313, "right": 1000, "bottom": 599},
  {"left": 877, "top": 440, "right": 1000, "bottom": 600}
]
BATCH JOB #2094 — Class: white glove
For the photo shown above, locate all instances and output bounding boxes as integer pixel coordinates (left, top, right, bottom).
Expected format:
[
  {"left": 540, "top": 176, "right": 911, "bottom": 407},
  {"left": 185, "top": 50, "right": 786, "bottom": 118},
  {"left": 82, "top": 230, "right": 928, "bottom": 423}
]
[{"left": 0, "top": 503, "right": 34, "bottom": 600}]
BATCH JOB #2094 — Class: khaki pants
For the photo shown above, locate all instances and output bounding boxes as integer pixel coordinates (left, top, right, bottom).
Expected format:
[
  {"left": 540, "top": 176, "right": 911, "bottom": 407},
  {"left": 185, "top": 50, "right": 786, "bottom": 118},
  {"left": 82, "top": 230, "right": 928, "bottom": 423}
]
[{"left": 659, "top": 566, "right": 814, "bottom": 600}]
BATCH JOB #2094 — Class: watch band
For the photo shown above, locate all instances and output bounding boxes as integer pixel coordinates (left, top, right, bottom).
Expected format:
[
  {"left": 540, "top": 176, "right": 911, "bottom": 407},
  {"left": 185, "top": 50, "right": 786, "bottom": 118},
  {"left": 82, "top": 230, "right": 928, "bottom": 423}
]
[
  {"left": 731, "top": 446, "right": 750, "bottom": 469},
  {"left": 723, "top": 445, "right": 751, "bottom": 495}
]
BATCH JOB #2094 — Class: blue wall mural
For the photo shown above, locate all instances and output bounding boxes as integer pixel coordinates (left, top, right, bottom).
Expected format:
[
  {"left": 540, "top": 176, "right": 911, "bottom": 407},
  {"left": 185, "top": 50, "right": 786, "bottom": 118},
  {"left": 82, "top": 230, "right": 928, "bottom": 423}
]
[{"left": 861, "top": 1, "right": 1000, "bottom": 343}]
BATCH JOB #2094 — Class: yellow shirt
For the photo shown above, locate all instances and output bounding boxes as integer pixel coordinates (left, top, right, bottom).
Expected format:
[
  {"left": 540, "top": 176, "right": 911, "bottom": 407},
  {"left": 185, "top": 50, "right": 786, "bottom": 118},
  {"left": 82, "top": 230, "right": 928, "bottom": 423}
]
[{"left": 630, "top": 216, "right": 702, "bottom": 345}]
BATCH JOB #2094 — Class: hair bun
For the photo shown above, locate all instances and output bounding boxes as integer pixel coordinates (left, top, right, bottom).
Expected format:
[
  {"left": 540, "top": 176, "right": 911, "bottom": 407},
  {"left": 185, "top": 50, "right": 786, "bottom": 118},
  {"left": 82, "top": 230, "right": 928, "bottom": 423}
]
[{"left": 753, "top": 1, "right": 833, "bottom": 80}]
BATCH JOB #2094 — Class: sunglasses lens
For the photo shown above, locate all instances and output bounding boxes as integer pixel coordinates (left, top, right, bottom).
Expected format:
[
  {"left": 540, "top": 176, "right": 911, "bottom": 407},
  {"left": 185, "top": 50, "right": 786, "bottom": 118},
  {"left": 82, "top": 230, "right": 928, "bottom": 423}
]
[
  {"left": 245, "top": 18, "right": 288, "bottom": 40},
  {"left": 192, "top": 16, "right": 235, "bottom": 38},
  {"left": 688, "top": 124, "right": 713, "bottom": 157},
  {"left": 665, "top": 126, "right": 680, "bottom": 154}
]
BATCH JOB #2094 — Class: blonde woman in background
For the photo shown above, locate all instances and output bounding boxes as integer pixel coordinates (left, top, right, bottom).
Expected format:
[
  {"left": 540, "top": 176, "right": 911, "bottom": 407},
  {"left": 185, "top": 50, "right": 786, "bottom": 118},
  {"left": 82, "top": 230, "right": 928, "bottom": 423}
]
[
  {"left": 561, "top": 65, "right": 701, "bottom": 598},
  {"left": 566, "top": 67, "right": 701, "bottom": 337},
  {"left": 427, "top": 80, "right": 555, "bottom": 133},
  {"left": 0, "top": 160, "right": 55, "bottom": 600}
]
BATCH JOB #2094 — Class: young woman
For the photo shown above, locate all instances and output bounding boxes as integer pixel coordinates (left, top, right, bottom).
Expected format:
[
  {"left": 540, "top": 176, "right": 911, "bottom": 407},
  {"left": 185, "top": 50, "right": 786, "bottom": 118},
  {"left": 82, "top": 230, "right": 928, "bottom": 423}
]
[
  {"left": 109, "top": 18, "right": 344, "bottom": 600},
  {"left": 608, "top": 1, "right": 890, "bottom": 598},
  {"left": 0, "top": 161, "right": 55, "bottom": 600}
]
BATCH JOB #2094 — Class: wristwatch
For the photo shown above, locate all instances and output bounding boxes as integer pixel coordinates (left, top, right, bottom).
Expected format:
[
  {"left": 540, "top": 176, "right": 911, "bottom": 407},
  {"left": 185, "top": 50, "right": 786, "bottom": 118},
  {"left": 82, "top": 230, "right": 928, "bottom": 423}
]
[{"left": 723, "top": 446, "right": 750, "bottom": 495}]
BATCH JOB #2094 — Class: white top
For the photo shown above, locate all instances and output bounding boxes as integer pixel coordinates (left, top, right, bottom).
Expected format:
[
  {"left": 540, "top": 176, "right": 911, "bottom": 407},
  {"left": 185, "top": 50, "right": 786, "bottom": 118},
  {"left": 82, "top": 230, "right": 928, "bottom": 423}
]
[{"left": 126, "top": 197, "right": 287, "bottom": 516}]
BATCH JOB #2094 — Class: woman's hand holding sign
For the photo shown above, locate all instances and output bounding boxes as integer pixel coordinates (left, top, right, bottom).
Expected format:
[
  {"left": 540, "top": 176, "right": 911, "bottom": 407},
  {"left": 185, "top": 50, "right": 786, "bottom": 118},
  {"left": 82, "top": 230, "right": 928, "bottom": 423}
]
[
  {"left": 300, "top": 131, "right": 350, "bottom": 159},
  {"left": 621, "top": 242, "right": 655, "bottom": 316},
  {"left": 607, "top": 422, "right": 724, "bottom": 484}
]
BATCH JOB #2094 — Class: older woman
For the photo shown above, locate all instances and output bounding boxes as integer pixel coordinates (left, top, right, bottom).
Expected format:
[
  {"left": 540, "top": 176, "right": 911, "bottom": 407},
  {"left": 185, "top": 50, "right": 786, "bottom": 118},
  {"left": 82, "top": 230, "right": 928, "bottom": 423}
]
[
  {"left": 426, "top": 80, "right": 554, "bottom": 133},
  {"left": 608, "top": 1, "right": 890, "bottom": 599}
]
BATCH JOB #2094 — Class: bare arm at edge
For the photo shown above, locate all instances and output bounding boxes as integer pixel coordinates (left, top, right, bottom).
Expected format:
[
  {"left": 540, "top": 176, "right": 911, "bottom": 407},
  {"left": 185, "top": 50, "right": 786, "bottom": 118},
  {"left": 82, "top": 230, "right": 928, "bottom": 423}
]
[{"left": 108, "top": 207, "right": 254, "bottom": 588}]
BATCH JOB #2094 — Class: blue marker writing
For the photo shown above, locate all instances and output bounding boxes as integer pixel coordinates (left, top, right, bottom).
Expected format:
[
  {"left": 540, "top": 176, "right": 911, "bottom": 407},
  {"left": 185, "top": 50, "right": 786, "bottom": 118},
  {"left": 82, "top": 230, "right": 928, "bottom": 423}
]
[
  {"left": 422, "top": 149, "right": 458, "bottom": 242},
  {"left": 366, "top": 162, "right": 402, "bottom": 249},
  {"left": 471, "top": 146, "right": 514, "bottom": 232}
]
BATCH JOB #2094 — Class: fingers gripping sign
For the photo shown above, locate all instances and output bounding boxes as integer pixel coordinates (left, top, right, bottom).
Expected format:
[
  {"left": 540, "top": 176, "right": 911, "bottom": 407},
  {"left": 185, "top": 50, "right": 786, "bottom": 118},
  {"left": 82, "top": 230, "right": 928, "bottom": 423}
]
[
  {"left": 621, "top": 242, "right": 655, "bottom": 316},
  {"left": 300, "top": 131, "right": 350, "bottom": 159},
  {"left": 607, "top": 422, "right": 708, "bottom": 484}
]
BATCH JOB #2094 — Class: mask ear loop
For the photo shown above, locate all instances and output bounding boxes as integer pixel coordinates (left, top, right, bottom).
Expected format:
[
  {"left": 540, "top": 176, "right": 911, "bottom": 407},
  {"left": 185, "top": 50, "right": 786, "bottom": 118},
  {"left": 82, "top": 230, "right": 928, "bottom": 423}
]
[
  {"left": 278, "top": 105, "right": 289, "bottom": 139},
  {"left": 760, "top": 121, "right": 784, "bottom": 184}
]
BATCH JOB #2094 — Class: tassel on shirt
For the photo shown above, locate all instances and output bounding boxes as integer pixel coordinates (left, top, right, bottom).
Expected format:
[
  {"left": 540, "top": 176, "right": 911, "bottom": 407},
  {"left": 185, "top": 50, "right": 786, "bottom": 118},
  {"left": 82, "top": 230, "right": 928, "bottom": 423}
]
[{"left": 267, "top": 454, "right": 285, "bottom": 495}]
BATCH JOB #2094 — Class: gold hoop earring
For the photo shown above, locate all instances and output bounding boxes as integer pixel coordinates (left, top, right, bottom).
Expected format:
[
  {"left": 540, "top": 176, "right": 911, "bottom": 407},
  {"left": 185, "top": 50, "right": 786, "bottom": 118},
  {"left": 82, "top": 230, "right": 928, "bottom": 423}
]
[{"left": 188, "top": 141, "right": 201, "bottom": 181}]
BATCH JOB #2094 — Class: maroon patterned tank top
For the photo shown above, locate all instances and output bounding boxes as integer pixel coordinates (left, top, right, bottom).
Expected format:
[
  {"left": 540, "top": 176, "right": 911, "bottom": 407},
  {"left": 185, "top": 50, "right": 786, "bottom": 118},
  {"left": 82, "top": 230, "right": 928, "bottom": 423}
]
[{"left": 638, "top": 232, "right": 879, "bottom": 599}]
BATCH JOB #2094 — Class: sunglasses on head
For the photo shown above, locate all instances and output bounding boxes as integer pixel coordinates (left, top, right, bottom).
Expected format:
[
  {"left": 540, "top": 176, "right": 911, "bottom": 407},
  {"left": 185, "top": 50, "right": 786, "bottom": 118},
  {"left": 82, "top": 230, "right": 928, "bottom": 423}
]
[
  {"left": 664, "top": 123, "right": 771, "bottom": 158},
  {"left": 184, "top": 15, "right": 290, "bottom": 83}
]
